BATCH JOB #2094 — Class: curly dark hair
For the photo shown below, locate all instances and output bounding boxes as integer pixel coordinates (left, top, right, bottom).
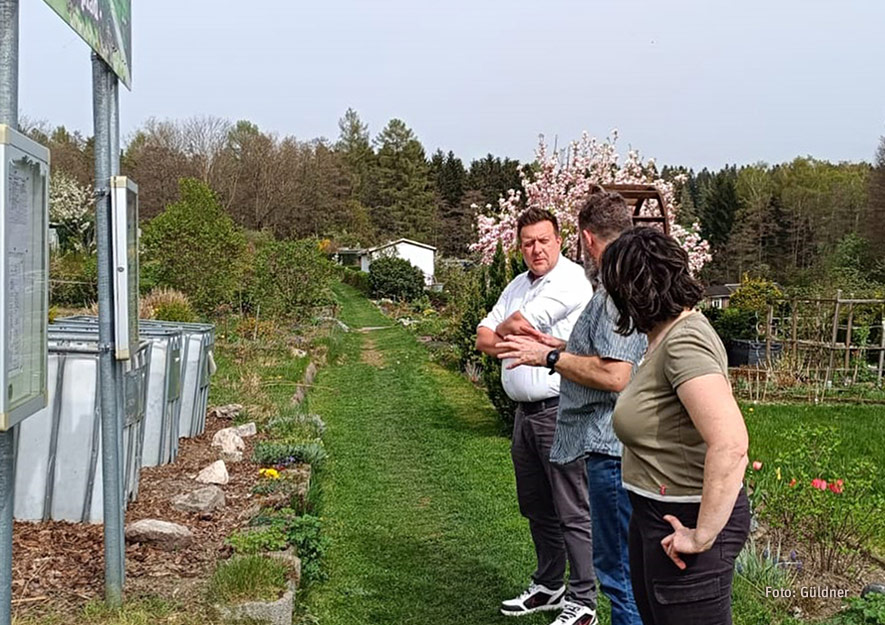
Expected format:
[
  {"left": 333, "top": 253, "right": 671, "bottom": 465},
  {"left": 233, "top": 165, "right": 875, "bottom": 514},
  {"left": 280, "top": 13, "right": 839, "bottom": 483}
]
[
  {"left": 516, "top": 207, "right": 559, "bottom": 241},
  {"left": 601, "top": 227, "right": 704, "bottom": 335}
]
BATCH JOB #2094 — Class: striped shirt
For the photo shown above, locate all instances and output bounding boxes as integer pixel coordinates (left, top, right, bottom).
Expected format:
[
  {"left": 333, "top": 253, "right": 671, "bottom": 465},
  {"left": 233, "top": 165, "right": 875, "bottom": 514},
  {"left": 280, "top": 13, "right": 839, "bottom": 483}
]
[{"left": 550, "top": 288, "right": 648, "bottom": 464}]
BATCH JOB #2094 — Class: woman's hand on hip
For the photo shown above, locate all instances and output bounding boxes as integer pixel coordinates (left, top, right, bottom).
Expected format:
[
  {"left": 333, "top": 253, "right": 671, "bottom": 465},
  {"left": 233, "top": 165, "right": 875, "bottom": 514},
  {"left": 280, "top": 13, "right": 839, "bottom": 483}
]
[{"left": 660, "top": 514, "right": 716, "bottom": 570}]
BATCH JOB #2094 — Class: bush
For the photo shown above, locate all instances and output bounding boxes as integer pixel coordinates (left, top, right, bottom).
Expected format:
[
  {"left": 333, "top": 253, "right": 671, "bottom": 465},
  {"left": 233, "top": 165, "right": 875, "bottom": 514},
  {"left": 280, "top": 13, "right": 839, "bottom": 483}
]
[
  {"left": 227, "top": 526, "right": 288, "bottom": 554},
  {"left": 141, "top": 178, "right": 247, "bottom": 313},
  {"left": 369, "top": 256, "right": 425, "bottom": 301},
  {"left": 252, "top": 238, "right": 336, "bottom": 320},
  {"left": 252, "top": 440, "right": 328, "bottom": 468},
  {"left": 729, "top": 274, "right": 783, "bottom": 316},
  {"left": 49, "top": 251, "right": 97, "bottom": 307},
  {"left": 712, "top": 307, "right": 759, "bottom": 342},
  {"left": 207, "top": 555, "right": 288, "bottom": 604},
  {"left": 140, "top": 287, "right": 198, "bottom": 322},
  {"left": 833, "top": 593, "right": 885, "bottom": 625},
  {"left": 251, "top": 511, "right": 329, "bottom": 585},
  {"left": 746, "top": 424, "right": 885, "bottom": 573},
  {"left": 341, "top": 266, "right": 370, "bottom": 294}
]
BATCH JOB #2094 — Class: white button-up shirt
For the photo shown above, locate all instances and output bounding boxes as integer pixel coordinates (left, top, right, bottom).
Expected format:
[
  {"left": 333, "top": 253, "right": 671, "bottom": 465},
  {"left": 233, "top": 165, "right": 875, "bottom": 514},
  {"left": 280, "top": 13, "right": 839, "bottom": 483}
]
[{"left": 478, "top": 256, "right": 593, "bottom": 402}]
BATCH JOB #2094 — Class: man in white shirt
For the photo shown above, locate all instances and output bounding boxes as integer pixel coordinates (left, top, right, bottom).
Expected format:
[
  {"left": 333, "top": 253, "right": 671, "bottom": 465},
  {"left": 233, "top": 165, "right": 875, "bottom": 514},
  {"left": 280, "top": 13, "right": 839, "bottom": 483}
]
[{"left": 476, "top": 208, "right": 598, "bottom": 625}]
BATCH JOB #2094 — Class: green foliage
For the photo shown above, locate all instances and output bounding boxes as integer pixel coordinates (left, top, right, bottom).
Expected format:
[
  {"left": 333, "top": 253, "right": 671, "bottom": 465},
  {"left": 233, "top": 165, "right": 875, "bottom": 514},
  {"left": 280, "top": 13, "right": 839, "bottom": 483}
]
[
  {"left": 267, "top": 411, "right": 326, "bottom": 441},
  {"left": 207, "top": 555, "right": 288, "bottom": 604},
  {"left": 371, "top": 119, "right": 435, "bottom": 242},
  {"left": 251, "top": 511, "right": 329, "bottom": 585},
  {"left": 746, "top": 424, "right": 885, "bottom": 572},
  {"left": 141, "top": 178, "right": 247, "bottom": 313},
  {"left": 252, "top": 440, "right": 328, "bottom": 468},
  {"left": 49, "top": 251, "right": 97, "bottom": 307},
  {"left": 832, "top": 593, "right": 885, "bottom": 625},
  {"left": 369, "top": 256, "right": 425, "bottom": 302},
  {"left": 340, "top": 266, "right": 370, "bottom": 294},
  {"left": 710, "top": 306, "right": 758, "bottom": 341},
  {"left": 141, "top": 287, "right": 198, "bottom": 322},
  {"left": 251, "top": 238, "right": 335, "bottom": 319},
  {"left": 730, "top": 274, "right": 783, "bottom": 315},
  {"left": 227, "top": 526, "right": 288, "bottom": 554},
  {"left": 734, "top": 537, "right": 797, "bottom": 594}
]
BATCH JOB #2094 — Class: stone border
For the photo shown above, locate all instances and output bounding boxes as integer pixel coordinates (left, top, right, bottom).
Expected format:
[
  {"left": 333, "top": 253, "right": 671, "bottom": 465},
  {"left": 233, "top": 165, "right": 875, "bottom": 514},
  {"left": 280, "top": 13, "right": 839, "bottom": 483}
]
[{"left": 215, "top": 580, "right": 297, "bottom": 625}]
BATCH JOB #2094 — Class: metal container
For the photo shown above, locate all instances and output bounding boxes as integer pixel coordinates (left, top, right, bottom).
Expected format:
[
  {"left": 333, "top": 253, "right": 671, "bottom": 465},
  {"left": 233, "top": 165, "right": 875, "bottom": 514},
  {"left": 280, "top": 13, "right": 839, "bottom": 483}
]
[
  {"left": 13, "top": 336, "right": 151, "bottom": 523},
  {"left": 59, "top": 316, "right": 215, "bottom": 438},
  {"left": 51, "top": 319, "right": 184, "bottom": 467},
  {"left": 138, "top": 320, "right": 215, "bottom": 438}
]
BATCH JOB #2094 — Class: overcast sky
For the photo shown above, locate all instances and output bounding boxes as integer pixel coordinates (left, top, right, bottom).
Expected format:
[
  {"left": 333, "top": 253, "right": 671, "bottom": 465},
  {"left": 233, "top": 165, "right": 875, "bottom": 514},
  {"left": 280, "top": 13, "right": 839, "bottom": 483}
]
[{"left": 17, "top": 0, "right": 885, "bottom": 170}]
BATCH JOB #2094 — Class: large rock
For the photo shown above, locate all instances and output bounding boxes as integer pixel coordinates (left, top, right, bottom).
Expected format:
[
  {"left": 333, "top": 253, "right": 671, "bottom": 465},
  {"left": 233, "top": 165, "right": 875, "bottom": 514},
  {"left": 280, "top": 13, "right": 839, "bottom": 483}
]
[
  {"left": 212, "top": 428, "right": 245, "bottom": 454},
  {"left": 171, "top": 486, "right": 226, "bottom": 514},
  {"left": 125, "top": 519, "right": 193, "bottom": 551},
  {"left": 196, "top": 460, "right": 229, "bottom": 485}
]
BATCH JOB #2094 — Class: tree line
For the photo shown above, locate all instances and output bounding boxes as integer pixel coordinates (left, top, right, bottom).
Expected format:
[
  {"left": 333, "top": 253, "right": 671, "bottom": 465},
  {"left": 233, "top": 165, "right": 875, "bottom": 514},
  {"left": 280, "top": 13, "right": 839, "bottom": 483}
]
[{"left": 25, "top": 113, "right": 885, "bottom": 291}]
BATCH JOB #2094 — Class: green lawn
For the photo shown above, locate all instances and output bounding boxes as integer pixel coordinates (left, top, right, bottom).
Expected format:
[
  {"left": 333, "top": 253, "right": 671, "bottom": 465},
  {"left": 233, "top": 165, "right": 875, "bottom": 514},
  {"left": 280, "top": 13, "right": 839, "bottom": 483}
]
[
  {"left": 305, "top": 284, "right": 597, "bottom": 625},
  {"left": 304, "top": 285, "right": 883, "bottom": 625}
]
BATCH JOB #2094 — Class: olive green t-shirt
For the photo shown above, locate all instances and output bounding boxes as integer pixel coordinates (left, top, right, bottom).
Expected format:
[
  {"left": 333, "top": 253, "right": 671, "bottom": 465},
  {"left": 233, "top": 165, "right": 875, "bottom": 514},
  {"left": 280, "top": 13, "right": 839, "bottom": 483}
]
[{"left": 612, "top": 312, "right": 728, "bottom": 502}]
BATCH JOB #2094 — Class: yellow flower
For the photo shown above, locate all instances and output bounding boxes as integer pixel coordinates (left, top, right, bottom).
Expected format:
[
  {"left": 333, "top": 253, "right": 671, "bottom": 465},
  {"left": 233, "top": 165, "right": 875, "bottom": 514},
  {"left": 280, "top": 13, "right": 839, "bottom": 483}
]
[
  {"left": 749, "top": 407, "right": 754, "bottom": 412},
  {"left": 259, "top": 468, "right": 280, "bottom": 479},
  {"left": 776, "top": 467, "right": 782, "bottom": 481}
]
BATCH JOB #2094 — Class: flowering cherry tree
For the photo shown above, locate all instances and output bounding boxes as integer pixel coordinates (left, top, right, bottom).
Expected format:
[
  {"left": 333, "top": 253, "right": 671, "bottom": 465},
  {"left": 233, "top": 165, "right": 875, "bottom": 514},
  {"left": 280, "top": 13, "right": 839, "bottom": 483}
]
[{"left": 470, "top": 131, "right": 711, "bottom": 274}]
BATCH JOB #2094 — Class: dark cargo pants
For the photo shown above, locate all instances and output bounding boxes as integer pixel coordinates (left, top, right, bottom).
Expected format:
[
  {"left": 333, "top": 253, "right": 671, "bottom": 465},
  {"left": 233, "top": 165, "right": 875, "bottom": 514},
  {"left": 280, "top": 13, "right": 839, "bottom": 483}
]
[{"left": 511, "top": 400, "right": 597, "bottom": 609}]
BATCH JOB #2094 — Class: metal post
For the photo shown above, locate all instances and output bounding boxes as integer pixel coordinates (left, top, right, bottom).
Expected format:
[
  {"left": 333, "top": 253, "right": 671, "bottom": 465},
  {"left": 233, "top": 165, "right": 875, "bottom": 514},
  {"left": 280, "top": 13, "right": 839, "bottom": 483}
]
[
  {"left": 92, "top": 52, "right": 124, "bottom": 608},
  {"left": 0, "top": 2, "right": 18, "bottom": 624}
]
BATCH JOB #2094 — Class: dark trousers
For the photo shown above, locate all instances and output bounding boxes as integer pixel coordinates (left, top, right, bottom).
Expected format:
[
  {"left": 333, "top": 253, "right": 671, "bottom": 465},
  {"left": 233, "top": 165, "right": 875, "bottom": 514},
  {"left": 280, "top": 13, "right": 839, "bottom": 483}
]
[
  {"left": 511, "top": 402, "right": 597, "bottom": 608},
  {"left": 627, "top": 490, "right": 750, "bottom": 625}
]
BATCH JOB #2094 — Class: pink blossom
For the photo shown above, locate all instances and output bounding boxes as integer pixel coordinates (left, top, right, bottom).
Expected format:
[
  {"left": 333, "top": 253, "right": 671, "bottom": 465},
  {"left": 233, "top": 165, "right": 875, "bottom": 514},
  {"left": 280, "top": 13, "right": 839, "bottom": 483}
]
[
  {"left": 470, "top": 132, "right": 711, "bottom": 272},
  {"left": 752, "top": 461, "right": 763, "bottom": 471}
]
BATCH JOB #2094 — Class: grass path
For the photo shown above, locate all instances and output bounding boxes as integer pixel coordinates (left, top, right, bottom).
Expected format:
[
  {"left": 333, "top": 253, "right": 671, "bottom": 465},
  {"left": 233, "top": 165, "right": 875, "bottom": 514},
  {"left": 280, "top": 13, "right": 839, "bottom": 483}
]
[{"left": 305, "top": 284, "right": 566, "bottom": 625}]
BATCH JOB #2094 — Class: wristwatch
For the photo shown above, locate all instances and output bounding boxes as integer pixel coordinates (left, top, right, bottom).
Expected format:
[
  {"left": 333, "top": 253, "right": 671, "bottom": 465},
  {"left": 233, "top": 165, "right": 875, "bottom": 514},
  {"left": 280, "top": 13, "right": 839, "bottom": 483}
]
[{"left": 546, "top": 349, "right": 561, "bottom": 373}]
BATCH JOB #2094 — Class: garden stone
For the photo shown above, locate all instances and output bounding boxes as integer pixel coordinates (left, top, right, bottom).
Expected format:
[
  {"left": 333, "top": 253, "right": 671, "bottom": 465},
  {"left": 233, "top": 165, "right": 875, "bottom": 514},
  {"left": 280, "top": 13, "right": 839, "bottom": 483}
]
[
  {"left": 210, "top": 404, "right": 243, "bottom": 420},
  {"left": 862, "top": 582, "right": 885, "bottom": 597},
  {"left": 125, "top": 519, "right": 193, "bottom": 551},
  {"left": 196, "top": 460, "right": 229, "bottom": 485},
  {"left": 236, "top": 422, "right": 258, "bottom": 437},
  {"left": 212, "top": 427, "right": 245, "bottom": 454},
  {"left": 172, "top": 486, "right": 225, "bottom": 514},
  {"left": 303, "top": 362, "right": 318, "bottom": 386},
  {"left": 216, "top": 581, "right": 295, "bottom": 625},
  {"left": 222, "top": 450, "right": 244, "bottom": 463}
]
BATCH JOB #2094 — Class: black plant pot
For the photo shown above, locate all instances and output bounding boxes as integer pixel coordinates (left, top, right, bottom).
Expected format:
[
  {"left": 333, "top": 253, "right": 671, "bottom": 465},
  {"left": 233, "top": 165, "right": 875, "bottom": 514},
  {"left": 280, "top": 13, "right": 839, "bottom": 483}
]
[{"left": 726, "top": 339, "right": 783, "bottom": 367}]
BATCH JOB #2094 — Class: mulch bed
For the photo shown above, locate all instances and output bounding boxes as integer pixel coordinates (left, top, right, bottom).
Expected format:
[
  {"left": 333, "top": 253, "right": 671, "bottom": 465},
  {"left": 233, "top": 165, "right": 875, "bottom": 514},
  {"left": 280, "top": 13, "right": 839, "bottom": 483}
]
[{"left": 12, "top": 412, "right": 264, "bottom": 615}]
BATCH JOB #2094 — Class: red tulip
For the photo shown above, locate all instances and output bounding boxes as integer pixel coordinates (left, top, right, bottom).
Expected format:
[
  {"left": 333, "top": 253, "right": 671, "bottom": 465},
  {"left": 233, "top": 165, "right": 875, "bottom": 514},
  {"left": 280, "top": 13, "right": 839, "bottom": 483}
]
[
  {"left": 789, "top": 478, "right": 797, "bottom": 487},
  {"left": 752, "top": 461, "right": 763, "bottom": 471}
]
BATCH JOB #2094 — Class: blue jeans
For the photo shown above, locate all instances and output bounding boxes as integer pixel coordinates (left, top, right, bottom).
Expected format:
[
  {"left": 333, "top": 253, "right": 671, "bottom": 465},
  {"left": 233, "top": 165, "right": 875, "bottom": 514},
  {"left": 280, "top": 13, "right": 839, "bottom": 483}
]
[{"left": 586, "top": 453, "right": 642, "bottom": 625}]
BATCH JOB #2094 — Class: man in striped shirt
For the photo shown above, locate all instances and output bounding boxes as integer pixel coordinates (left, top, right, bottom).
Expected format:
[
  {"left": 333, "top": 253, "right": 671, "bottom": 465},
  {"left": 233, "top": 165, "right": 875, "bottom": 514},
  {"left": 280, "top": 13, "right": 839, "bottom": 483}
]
[{"left": 498, "top": 192, "right": 646, "bottom": 625}]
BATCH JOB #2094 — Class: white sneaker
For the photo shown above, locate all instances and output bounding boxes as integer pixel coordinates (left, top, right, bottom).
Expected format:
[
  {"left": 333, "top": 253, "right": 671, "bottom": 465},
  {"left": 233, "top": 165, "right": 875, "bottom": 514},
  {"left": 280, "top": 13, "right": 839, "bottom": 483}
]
[
  {"left": 500, "top": 581, "right": 566, "bottom": 616},
  {"left": 548, "top": 601, "right": 598, "bottom": 625}
]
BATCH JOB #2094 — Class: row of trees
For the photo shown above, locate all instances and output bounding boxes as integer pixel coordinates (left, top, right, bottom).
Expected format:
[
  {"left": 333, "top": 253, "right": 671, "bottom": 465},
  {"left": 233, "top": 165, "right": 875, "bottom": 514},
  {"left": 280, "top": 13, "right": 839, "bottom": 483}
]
[
  {"left": 28, "top": 113, "right": 885, "bottom": 290},
  {"left": 28, "top": 111, "right": 519, "bottom": 257},
  {"left": 662, "top": 155, "right": 882, "bottom": 290}
]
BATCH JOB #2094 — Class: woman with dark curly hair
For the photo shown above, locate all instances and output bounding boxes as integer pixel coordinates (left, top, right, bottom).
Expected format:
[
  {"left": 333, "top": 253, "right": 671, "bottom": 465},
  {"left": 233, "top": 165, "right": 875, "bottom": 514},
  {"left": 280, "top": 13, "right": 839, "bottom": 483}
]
[{"left": 601, "top": 227, "right": 750, "bottom": 625}]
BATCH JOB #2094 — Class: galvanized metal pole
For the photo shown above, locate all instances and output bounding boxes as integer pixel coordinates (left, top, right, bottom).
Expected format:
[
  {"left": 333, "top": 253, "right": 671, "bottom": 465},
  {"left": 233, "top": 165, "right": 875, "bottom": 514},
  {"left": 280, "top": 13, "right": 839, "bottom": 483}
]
[
  {"left": 0, "top": 2, "right": 18, "bottom": 624},
  {"left": 92, "top": 52, "right": 124, "bottom": 608},
  {"left": 107, "top": 71, "right": 126, "bottom": 584}
]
